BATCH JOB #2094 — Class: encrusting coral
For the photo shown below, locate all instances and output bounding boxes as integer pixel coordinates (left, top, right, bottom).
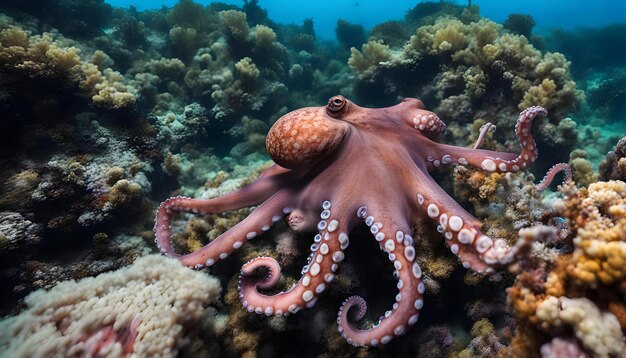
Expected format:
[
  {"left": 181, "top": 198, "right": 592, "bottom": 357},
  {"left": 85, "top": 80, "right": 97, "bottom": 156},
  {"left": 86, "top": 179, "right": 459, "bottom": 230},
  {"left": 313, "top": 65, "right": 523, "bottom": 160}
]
[{"left": 0, "top": 255, "right": 221, "bottom": 357}]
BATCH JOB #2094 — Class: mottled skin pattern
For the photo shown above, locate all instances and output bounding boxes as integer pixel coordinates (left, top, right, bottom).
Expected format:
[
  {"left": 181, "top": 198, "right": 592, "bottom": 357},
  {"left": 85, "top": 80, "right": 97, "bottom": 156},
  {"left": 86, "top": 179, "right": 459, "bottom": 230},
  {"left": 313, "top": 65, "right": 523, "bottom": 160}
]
[{"left": 154, "top": 96, "right": 566, "bottom": 347}]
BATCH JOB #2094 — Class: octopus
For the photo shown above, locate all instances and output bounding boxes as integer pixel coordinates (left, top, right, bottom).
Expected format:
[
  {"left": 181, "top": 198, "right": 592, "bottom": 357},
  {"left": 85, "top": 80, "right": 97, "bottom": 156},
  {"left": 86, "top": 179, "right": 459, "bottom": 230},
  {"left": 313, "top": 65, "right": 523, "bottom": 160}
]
[{"left": 154, "top": 96, "right": 570, "bottom": 347}]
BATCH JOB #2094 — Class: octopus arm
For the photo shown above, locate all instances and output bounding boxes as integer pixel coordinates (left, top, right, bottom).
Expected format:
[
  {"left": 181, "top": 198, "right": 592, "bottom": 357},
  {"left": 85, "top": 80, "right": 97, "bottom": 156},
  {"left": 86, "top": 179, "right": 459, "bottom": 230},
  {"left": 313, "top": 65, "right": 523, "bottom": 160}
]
[
  {"left": 535, "top": 163, "right": 574, "bottom": 190},
  {"left": 473, "top": 122, "right": 496, "bottom": 149},
  {"left": 337, "top": 219, "right": 423, "bottom": 347},
  {"left": 413, "top": 168, "right": 520, "bottom": 271},
  {"left": 258, "top": 163, "right": 293, "bottom": 179},
  {"left": 155, "top": 188, "right": 295, "bottom": 268},
  {"left": 238, "top": 211, "right": 349, "bottom": 316},
  {"left": 431, "top": 106, "right": 547, "bottom": 173}
]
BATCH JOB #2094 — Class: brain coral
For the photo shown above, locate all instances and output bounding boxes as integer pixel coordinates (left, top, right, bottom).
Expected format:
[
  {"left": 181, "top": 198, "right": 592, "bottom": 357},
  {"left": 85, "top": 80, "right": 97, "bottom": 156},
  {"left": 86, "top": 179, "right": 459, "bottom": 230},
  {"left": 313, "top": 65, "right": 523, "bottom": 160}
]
[{"left": 0, "top": 255, "right": 221, "bottom": 357}]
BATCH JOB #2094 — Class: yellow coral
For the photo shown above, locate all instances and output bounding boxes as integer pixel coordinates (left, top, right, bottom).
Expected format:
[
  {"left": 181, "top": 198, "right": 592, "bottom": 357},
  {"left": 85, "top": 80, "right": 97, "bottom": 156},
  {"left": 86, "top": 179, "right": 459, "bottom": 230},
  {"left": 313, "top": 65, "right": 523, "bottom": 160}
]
[
  {"left": 1, "top": 29, "right": 81, "bottom": 80},
  {"left": 235, "top": 57, "right": 260, "bottom": 80},
  {"left": 219, "top": 10, "right": 249, "bottom": 41},
  {"left": 399, "top": 17, "right": 582, "bottom": 118},
  {"left": 520, "top": 78, "right": 557, "bottom": 109},
  {"left": 91, "top": 68, "right": 136, "bottom": 109},
  {"left": 254, "top": 24, "right": 276, "bottom": 48},
  {"left": 569, "top": 151, "right": 598, "bottom": 187},
  {"left": 0, "top": 26, "right": 29, "bottom": 47},
  {"left": 108, "top": 179, "right": 142, "bottom": 207},
  {"left": 348, "top": 39, "right": 391, "bottom": 75},
  {"left": 1, "top": 26, "right": 135, "bottom": 109},
  {"left": 408, "top": 18, "right": 468, "bottom": 55}
]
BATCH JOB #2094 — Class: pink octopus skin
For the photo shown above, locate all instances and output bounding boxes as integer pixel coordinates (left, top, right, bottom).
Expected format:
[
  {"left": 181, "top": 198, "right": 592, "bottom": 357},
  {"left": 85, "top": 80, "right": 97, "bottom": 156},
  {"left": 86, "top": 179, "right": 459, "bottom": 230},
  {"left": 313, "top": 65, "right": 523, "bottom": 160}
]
[{"left": 154, "top": 96, "right": 569, "bottom": 347}]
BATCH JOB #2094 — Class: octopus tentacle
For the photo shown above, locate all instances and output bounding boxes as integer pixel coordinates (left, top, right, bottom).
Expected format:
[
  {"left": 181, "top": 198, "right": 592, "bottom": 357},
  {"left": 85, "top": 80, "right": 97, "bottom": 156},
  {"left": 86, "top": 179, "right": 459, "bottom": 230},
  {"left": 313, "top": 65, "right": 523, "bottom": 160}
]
[
  {"left": 238, "top": 201, "right": 349, "bottom": 316},
  {"left": 155, "top": 190, "right": 294, "bottom": 268},
  {"left": 535, "top": 163, "right": 574, "bottom": 191},
  {"left": 473, "top": 122, "right": 496, "bottom": 149},
  {"left": 410, "top": 110, "right": 446, "bottom": 140},
  {"left": 413, "top": 169, "right": 522, "bottom": 272},
  {"left": 258, "top": 163, "right": 292, "bottom": 178},
  {"left": 338, "top": 218, "right": 423, "bottom": 347},
  {"left": 429, "top": 106, "right": 546, "bottom": 172}
]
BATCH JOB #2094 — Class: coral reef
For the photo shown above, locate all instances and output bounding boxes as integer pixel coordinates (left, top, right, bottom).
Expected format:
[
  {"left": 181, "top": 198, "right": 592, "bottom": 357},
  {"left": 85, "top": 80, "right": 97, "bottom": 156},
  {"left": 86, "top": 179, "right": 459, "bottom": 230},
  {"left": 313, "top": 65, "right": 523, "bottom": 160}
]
[
  {"left": 0, "top": 27, "right": 136, "bottom": 110},
  {"left": 348, "top": 15, "right": 584, "bottom": 173},
  {"left": 155, "top": 93, "right": 570, "bottom": 348},
  {"left": 0, "top": 0, "right": 622, "bottom": 356},
  {"left": 505, "top": 176, "right": 626, "bottom": 357}
]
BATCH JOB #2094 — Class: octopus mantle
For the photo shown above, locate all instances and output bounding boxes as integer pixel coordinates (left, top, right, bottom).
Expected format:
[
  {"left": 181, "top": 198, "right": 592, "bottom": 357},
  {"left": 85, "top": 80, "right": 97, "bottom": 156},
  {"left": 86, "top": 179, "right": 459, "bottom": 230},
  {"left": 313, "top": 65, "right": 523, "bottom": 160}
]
[{"left": 154, "top": 96, "right": 566, "bottom": 347}]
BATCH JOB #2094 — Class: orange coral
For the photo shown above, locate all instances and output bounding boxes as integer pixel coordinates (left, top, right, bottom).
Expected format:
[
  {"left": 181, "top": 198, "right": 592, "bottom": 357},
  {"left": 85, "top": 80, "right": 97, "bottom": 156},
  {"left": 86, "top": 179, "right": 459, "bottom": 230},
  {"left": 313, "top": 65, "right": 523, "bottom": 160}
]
[{"left": 565, "top": 180, "right": 626, "bottom": 292}]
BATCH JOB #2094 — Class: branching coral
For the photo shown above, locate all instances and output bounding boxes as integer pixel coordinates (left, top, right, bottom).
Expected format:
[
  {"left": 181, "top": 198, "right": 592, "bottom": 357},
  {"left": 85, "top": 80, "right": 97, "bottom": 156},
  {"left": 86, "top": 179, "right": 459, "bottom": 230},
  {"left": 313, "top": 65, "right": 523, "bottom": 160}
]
[
  {"left": 219, "top": 10, "right": 249, "bottom": 42},
  {"left": 168, "top": 26, "right": 201, "bottom": 61},
  {"left": 166, "top": 0, "right": 213, "bottom": 32},
  {"left": 348, "top": 39, "right": 392, "bottom": 75},
  {"left": 254, "top": 24, "right": 276, "bottom": 48},
  {"left": 0, "top": 255, "right": 221, "bottom": 357},
  {"left": 405, "top": 18, "right": 583, "bottom": 118}
]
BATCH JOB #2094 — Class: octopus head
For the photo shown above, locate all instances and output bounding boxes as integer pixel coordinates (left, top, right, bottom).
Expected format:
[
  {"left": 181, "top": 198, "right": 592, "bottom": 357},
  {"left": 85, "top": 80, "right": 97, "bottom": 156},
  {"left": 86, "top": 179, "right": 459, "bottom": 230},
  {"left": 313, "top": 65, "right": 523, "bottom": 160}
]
[
  {"left": 266, "top": 96, "right": 350, "bottom": 169},
  {"left": 266, "top": 96, "right": 447, "bottom": 168},
  {"left": 324, "top": 96, "right": 447, "bottom": 141}
]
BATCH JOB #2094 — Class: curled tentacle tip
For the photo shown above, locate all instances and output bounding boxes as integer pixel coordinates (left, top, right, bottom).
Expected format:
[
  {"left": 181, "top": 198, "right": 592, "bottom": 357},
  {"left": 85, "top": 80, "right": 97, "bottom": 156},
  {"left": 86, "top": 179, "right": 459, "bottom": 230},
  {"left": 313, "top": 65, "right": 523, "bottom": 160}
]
[
  {"left": 535, "top": 163, "right": 574, "bottom": 192},
  {"left": 339, "top": 295, "right": 368, "bottom": 321},
  {"left": 239, "top": 256, "right": 282, "bottom": 288}
]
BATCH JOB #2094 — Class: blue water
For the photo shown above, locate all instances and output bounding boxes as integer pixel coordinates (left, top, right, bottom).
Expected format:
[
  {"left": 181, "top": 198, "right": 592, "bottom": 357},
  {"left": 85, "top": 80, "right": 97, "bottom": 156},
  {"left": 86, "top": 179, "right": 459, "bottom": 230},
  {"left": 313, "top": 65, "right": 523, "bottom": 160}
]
[{"left": 106, "top": 0, "right": 626, "bottom": 40}]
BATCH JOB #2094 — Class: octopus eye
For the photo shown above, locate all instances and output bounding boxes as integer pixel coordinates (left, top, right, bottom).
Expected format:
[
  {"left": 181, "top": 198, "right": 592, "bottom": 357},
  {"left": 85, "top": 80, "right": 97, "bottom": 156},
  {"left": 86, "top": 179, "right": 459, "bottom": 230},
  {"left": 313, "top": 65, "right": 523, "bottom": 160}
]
[{"left": 327, "top": 95, "right": 346, "bottom": 117}]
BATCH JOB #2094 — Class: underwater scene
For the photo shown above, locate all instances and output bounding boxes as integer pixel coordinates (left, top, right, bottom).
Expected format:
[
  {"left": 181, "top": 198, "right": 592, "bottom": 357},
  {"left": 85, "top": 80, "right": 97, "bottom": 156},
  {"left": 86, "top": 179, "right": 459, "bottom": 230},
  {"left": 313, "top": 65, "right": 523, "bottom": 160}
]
[{"left": 0, "top": 0, "right": 625, "bottom": 356}]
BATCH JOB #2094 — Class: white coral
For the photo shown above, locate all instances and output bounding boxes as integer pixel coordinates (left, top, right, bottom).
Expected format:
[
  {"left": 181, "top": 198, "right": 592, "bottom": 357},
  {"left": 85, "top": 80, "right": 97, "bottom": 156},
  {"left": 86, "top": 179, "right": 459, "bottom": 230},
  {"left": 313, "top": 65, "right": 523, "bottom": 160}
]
[
  {"left": 0, "top": 255, "right": 221, "bottom": 357},
  {"left": 536, "top": 296, "right": 626, "bottom": 358}
]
